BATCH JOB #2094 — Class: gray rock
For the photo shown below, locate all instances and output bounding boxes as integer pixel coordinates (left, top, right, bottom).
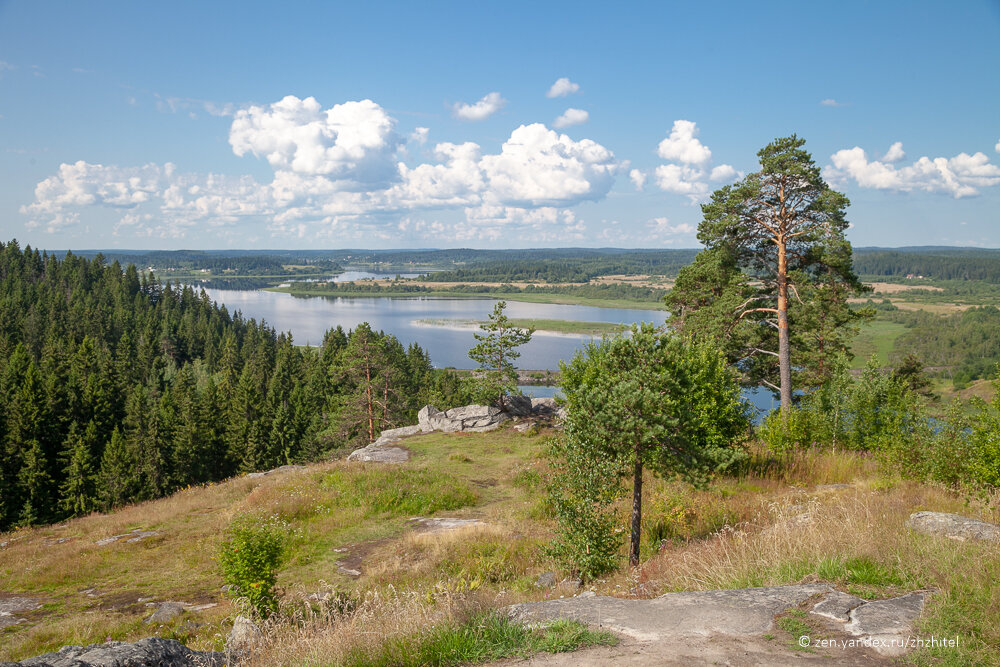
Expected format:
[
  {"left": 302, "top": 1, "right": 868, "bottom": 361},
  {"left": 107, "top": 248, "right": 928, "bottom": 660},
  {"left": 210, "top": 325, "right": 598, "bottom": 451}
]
[
  {"left": 95, "top": 530, "right": 158, "bottom": 546},
  {"left": 346, "top": 445, "right": 410, "bottom": 463},
  {"left": 535, "top": 572, "right": 557, "bottom": 588},
  {"left": 845, "top": 591, "right": 929, "bottom": 656},
  {"left": 377, "top": 424, "right": 423, "bottom": 440},
  {"left": 417, "top": 405, "right": 442, "bottom": 431},
  {"left": 530, "top": 397, "right": 558, "bottom": 415},
  {"left": 509, "top": 584, "right": 834, "bottom": 641},
  {"left": 10, "top": 637, "right": 224, "bottom": 666},
  {"left": 226, "top": 615, "right": 262, "bottom": 654},
  {"left": 0, "top": 596, "right": 41, "bottom": 628},
  {"left": 907, "top": 511, "right": 1000, "bottom": 543},
  {"left": 810, "top": 590, "right": 866, "bottom": 622},
  {"left": 504, "top": 394, "right": 533, "bottom": 417},
  {"left": 145, "top": 602, "right": 186, "bottom": 625}
]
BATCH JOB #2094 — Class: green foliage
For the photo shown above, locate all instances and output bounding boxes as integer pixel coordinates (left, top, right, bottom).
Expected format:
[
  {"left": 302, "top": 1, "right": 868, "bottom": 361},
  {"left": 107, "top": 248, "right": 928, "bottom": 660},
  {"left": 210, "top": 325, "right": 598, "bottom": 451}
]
[
  {"left": 885, "top": 306, "right": 1000, "bottom": 385},
  {"left": 759, "top": 357, "right": 925, "bottom": 454},
  {"left": 217, "top": 516, "right": 288, "bottom": 618},
  {"left": 466, "top": 301, "right": 533, "bottom": 408},
  {"left": 968, "top": 374, "right": 1000, "bottom": 487},
  {"left": 549, "top": 325, "right": 749, "bottom": 570},
  {"left": 668, "top": 136, "right": 868, "bottom": 406},
  {"left": 321, "top": 468, "right": 477, "bottom": 517},
  {"left": 0, "top": 239, "right": 467, "bottom": 530},
  {"left": 340, "top": 613, "right": 617, "bottom": 667}
]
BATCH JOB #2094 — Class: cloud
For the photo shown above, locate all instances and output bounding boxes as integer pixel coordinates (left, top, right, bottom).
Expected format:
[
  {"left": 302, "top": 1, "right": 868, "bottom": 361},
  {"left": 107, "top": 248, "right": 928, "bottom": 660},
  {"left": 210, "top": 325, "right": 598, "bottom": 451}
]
[
  {"left": 824, "top": 146, "right": 1000, "bottom": 198},
  {"left": 709, "top": 164, "right": 738, "bottom": 181},
  {"left": 655, "top": 164, "right": 709, "bottom": 200},
  {"left": 657, "top": 120, "right": 712, "bottom": 165},
  {"left": 629, "top": 169, "right": 646, "bottom": 191},
  {"left": 20, "top": 160, "right": 273, "bottom": 236},
  {"left": 230, "top": 95, "right": 401, "bottom": 188},
  {"left": 820, "top": 98, "right": 847, "bottom": 107},
  {"left": 479, "top": 123, "right": 618, "bottom": 206},
  {"left": 553, "top": 108, "right": 589, "bottom": 129},
  {"left": 546, "top": 77, "right": 580, "bottom": 98},
  {"left": 452, "top": 92, "right": 506, "bottom": 121},
  {"left": 410, "top": 127, "right": 429, "bottom": 144},
  {"left": 23, "top": 98, "right": 621, "bottom": 241},
  {"left": 881, "top": 142, "right": 906, "bottom": 163},
  {"left": 0, "top": 61, "right": 14, "bottom": 73},
  {"left": 995, "top": 139, "right": 1000, "bottom": 153},
  {"left": 648, "top": 217, "right": 695, "bottom": 238},
  {"left": 653, "top": 121, "right": 739, "bottom": 203}
]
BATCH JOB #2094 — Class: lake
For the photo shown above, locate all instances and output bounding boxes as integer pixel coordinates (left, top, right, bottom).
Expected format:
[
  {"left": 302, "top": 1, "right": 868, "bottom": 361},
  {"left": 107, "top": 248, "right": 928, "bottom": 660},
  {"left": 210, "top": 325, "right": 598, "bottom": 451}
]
[
  {"left": 202, "top": 288, "right": 665, "bottom": 369},
  {"left": 202, "top": 288, "right": 777, "bottom": 417}
]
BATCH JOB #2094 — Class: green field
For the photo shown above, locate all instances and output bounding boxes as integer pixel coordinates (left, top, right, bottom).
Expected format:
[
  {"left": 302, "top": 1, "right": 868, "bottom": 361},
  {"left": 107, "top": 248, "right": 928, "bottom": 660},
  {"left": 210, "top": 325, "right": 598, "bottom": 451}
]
[
  {"left": 850, "top": 318, "right": 909, "bottom": 368},
  {"left": 417, "top": 318, "right": 630, "bottom": 336},
  {"left": 268, "top": 285, "right": 666, "bottom": 310}
]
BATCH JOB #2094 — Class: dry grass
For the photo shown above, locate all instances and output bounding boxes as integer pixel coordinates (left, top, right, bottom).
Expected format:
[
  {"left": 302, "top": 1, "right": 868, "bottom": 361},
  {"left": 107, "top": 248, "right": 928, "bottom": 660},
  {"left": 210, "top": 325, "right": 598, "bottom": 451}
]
[
  {"left": 3, "top": 427, "right": 999, "bottom": 665},
  {"left": 866, "top": 282, "right": 945, "bottom": 294}
]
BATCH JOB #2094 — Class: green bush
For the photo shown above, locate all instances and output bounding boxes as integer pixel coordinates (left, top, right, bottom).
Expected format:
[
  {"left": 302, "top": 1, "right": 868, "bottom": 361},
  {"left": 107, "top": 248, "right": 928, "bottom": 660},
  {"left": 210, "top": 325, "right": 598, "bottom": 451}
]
[{"left": 217, "top": 516, "right": 288, "bottom": 618}]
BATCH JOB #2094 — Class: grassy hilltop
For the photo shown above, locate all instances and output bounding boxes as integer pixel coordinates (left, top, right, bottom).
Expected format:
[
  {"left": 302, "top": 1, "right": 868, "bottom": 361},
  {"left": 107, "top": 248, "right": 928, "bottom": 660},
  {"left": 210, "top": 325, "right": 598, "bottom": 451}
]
[{"left": 2, "top": 423, "right": 999, "bottom": 665}]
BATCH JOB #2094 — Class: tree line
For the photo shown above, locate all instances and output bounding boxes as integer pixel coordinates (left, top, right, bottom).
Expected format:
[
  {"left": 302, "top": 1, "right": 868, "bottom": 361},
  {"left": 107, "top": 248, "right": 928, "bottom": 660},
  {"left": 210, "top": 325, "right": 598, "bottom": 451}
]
[
  {"left": 853, "top": 249, "right": 1000, "bottom": 283},
  {"left": 0, "top": 240, "right": 469, "bottom": 530}
]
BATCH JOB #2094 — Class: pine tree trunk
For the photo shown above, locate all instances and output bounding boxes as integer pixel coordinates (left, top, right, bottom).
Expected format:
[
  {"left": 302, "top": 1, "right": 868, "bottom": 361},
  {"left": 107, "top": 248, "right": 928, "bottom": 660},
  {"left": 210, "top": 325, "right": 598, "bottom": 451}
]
[
  {"left": 630, "top": 453, "right": 643, "bottom": 567},
  {"left": 777, "top": 237, "right": 792, "bottom": 416}
]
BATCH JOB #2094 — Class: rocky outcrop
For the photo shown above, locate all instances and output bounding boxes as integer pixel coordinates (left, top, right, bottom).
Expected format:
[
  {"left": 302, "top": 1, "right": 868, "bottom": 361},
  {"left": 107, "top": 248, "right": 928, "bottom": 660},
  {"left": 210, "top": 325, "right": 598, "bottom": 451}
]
[
  {"left": 1, "top": 637, "right": 224, "bottom": 667},
  {"left": 530, "top": 397, "right": 567, "bottom": 420},
  {"left": 347, "top": 398, "right": 566, "bottom": 463},
  {"left": 0, "top": 596, "right": 41, "bottom": 629},
  {"left": 508, "top": 584, "right": 931, "bottom": 657},
  {"left": 95, "top": 530, "right": 159, "bottom": 546},
  {"left": 907, "top": 511, "right": 1000, "bottom": 543},
  {"left": 418, "top": 404, "right": 510, "bottom": 433}
]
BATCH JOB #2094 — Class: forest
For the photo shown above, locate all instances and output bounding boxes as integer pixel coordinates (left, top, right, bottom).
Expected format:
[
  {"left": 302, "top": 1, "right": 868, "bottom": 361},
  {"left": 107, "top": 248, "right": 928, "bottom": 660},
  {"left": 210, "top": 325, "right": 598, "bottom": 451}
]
[
  {"left": 853, "top": 247, "right": 1000, "bottom": 282},
  {"left": 0, "top": 240, "right": 469, "bottom": 531}
]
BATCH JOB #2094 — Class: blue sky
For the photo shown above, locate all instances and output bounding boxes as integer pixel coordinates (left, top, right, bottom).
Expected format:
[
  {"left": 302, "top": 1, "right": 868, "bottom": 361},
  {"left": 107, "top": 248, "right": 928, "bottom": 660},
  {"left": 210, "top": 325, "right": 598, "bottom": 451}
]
[{"left": 1, "top": 0, "right": 998, "bottom": 250}]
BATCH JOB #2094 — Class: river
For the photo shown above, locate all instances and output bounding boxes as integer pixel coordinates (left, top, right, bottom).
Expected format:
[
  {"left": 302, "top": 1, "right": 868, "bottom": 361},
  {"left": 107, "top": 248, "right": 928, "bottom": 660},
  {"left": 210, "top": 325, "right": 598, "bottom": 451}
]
[{"left": 201, "top": 287, "right": 776, "bottom": 417}]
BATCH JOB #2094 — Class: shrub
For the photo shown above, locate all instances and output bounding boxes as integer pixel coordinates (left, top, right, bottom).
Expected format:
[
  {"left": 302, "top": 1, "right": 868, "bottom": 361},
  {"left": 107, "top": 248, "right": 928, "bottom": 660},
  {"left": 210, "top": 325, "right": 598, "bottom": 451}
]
[{"left": 218, "top": 516, "right": 288, "bottom": 618}]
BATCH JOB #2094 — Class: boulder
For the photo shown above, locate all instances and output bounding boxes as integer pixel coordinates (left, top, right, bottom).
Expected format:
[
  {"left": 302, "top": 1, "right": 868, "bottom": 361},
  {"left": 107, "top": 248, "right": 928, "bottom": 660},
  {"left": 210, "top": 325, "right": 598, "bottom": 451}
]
[
  {"left": 225, "top": 615, "right": 262, "bottom": 654},
  {"left": 504, "top": 394, "right": 533, "bottom": 417},
  {"left": 6, "top": 637, "right": 224, "bottom": 666},
  {"left": 907, "top": 511, "right": 1000, "bottom": 543},
  {"left": 530, "top": 397, "right": 558, "bottom": 415},
  {"left": 144, "top": 602, "right": 186, "bottom": 625},
  {"left": 346, "top": 445, "right": 409, "bottom": 463}
]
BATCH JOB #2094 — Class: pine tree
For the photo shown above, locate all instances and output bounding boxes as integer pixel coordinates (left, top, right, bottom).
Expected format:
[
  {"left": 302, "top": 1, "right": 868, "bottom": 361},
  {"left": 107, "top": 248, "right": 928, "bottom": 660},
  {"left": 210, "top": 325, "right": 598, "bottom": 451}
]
[
  {"left": 467, "top": 301, "right": 533, "bottom": 409},
  {"left": 59, "top": 422, "right": 98, "bottom": 517}
]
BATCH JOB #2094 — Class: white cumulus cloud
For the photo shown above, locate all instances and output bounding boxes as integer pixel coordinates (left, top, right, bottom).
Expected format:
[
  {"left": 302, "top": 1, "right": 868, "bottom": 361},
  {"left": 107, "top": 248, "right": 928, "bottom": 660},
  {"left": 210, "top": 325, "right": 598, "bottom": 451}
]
[
  {"left": 825, "top": 146, "right": 1000, "bottom": 198},
  {"left": 452, "top": 92, "right": 506, "bottom": 121},
  {"left": 410, "top": 127, "right": 429, "bottom": 144},
  {"left": 657, "top": 120, "right": 712, "bottom": 165},
  {"left": 629, "top": 169, "right": 646, "bottom": 191},
  {"left": 882, "top": 142, "right": 906, "bottom": 163},
  {"left": 821, "top": 99, "right": 846, "bottom": 107},
  {"left": 995, "top": 139, "right": 1000, "bottom": 153},
  {"left": 652, "top": 121, "right": 739, "bottom": 203},
  {"left": 553, "top": 108, "right": 589, "bottom": 129},
  {"left": 22, "top": 97, "right": 622, "bottom": 242},
  {"left": 229, "top": 95, "right": 401, "bottom": 188},
  {"left": 479, "top": 123, "right": 618, "bottom": 207},
  {"left": 546, "top": 77, "right": 580, "bottom": 98}
]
